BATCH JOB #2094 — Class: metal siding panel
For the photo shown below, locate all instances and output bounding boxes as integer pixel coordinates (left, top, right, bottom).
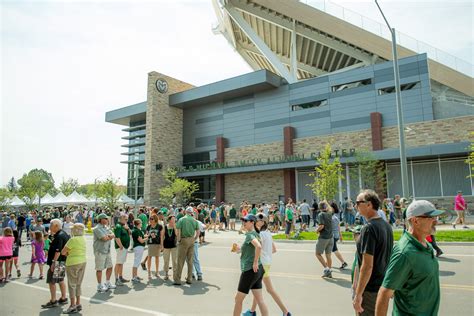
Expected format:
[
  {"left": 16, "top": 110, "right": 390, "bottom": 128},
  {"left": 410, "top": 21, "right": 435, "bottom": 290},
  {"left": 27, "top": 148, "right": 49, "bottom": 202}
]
[
  {"left": 195, "top": 114, "right": 223, "bottom": 124},
  {"left": 255, "top": 117, "right": 290, "bottom": 129},
  {"left": 289, "top": 75, "right": 329, "bottom": 90},
  {"left": 223, "top": 103, "right": 255, "bottom": 114},
  {"left": 255, "top": 111, "right": 289, "bottom": 123},
  {"left": 329, "top": 71, "right": 374, "bottom": 86},
  {"left": 330, "top": 85, "right": 376, "bottom": 99},
  {"left": 330, "top": 90, "right": 376, "bottom": 103},
  {"left": 195, "top": 134, "right": 222, "bottom": 148},
  {"left": 330, "top": 116, "right": 371, "bottom": 128},
  {"left": 289, "top": 93, "right": 330, "bottom": 106}
]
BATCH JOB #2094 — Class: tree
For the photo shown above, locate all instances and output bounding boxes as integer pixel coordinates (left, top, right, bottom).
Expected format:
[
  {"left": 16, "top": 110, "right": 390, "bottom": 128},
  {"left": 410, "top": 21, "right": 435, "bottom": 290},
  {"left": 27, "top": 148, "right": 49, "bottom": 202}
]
[
  {"left": 96, "top": 175, "right": 121, "bottom": 210},
  {"left": 6, "top": 177, "right": 18, "bottom": 193},
  {"left": 307, "top": 144, "right": 343, "bottom": 201},
  {"left": 59, "top": 178, "right": 79, "bottom": 195},
  {"left": 17, "top": 169, "right": 55, "bottom": 210},
  {"left": 77, "top": 184, "right": 97, "bottom": 197},
  {"left": 350, "top": 151, "right": 387, "bottom": 193},
  {"left": 467, "top": 131, "right": 474, "bottom": 178},
  {"left": 0, "top": 188, "right": 12, "bottom": 210},
  {"left": 159, "top": 168, "right": 199, "bottom": 205}
]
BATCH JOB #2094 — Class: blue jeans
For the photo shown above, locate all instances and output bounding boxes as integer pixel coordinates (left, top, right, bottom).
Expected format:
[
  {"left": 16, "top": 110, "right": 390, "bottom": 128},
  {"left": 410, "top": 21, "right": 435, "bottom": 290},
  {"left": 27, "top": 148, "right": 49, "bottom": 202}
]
[{"left": 192, "top": 242, "right": 202, "bottom": 278}]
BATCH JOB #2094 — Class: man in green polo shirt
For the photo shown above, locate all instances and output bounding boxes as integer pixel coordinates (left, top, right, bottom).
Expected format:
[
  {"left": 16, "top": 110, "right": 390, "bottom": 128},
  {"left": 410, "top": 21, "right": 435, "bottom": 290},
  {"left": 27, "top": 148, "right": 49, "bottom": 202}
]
[
  {"left": 173, "top": 207, "right": 199, "bottom": 286},
  {"left": 376, "top": 200, "right": 444, "bottom": 316},
  {"left": 138, "top": 209, "right": 148, "bottom": 233}
]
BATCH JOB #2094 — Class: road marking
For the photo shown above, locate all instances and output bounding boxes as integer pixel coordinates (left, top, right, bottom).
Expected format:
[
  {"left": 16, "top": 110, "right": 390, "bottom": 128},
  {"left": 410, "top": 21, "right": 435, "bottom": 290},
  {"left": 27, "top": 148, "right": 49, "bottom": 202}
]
[
  {"left": 9, "top": 281, "right": 171, "bottom": 316},
  {"left": 201, "top": 266, "right": 474, "bottom": 291},
  {"left": 202, "top": 245, "right": 474, "bottom": 257}
]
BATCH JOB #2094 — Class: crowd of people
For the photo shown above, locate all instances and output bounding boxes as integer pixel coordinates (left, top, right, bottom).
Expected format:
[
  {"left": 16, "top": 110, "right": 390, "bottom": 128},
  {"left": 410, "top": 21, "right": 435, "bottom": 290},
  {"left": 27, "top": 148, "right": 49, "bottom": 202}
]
[{"left": 0, "top": 189, "right": 469, "bottom": 315}]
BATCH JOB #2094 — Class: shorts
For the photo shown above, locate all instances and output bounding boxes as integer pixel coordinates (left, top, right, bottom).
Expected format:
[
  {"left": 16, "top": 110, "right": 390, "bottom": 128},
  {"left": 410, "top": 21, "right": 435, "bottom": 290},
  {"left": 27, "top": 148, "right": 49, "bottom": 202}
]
[
  {"left": 285, "top": 221, "right": 292, "bottom": 235},
  {"left": 0, "top": 256, "right": 12, "bottom": 262},
  {"left": 332, "top": 238, "right": 339, "bottom": 252},
  {"left": 204, "top": 218, "right": 210, "bottom": 224},
  {"left": 115, "top": 248, "right": 128, "bottom": 264},
  {"left": 229, "top": 218, "right": 236, "bottom": 223},
  {"left": 94, "top": 252, "right": 113, "bottom": 271},
  {"left": 316, "top": 237, "right": 334, "bottom": 255},
  {"left": 237, "top": 265, "right": 264, "bottom": 294},
  {"left": 148, "top": 244, "right": 161, "bottom": 257},
  {"left": 133, "top": 246, "right": 145, "bottom": 268},
  {"left": 46, "top": 266, "right": 64, "bottom": 284},
  {"left": 262, "top": 264, "right": 271, "bottom": 278},
  {"left": 199, "top": 231, "right": 205, "bottom": 238}
]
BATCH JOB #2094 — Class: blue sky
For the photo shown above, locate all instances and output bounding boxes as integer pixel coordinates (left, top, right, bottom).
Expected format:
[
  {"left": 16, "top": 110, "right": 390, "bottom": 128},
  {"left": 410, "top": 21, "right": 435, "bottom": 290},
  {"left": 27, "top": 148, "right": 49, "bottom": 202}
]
[{"left": 1, "top": 0, "right": 472, "bottom": 187}]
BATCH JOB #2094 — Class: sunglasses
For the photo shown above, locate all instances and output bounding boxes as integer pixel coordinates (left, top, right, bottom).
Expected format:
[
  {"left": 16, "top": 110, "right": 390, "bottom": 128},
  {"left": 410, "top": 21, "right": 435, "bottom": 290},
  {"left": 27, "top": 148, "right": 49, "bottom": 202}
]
[
  {"left": 416, "top": 215, "right": 435, "bottom": 219},
  {"left": 355, "top": 200, "right": 367, "bottom": 205}
]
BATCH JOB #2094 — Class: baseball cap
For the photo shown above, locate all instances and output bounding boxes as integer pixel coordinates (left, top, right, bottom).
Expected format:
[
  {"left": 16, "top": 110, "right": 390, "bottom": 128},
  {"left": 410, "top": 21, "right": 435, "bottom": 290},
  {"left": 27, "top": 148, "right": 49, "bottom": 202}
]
[
  {"left": 255, "top": 212, "right": 268, "bottom": 223},
  {"left": 242, "top": 214, "right": 257, "bottom": 222},
  {"left": 352, "top": 225, "right": 363, "bottom": 234},
  {"left": 406, "top": 200, "right": 444, "bottom": 219},
  {"left": 185, "top": 207, "right": 194, "bottom": 214},
  {"left": 97, "top": 213, "right": 108, "bottom": 221}
]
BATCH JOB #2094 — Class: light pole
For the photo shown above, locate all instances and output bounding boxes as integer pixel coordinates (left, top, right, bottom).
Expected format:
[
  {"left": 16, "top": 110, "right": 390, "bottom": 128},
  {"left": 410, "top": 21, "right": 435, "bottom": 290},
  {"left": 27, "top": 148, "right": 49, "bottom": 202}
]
[
  {"left": 132, "top": 161, "right": 143, "bottom": 215},
  {"left": 375, "top": 0, "right": 409, "bottom": 198}
]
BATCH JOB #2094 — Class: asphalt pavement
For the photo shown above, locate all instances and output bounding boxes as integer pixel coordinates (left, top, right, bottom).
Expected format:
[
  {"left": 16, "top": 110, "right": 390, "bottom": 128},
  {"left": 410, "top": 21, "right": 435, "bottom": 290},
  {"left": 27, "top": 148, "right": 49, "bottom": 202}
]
[{"left": 1, "top": 228, "right": 473, "bottom": 316}]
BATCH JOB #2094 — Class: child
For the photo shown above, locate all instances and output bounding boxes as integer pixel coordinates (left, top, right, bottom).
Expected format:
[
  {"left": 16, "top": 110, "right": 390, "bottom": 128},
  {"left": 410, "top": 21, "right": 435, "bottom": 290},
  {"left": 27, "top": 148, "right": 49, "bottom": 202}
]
[
  {"left": 131, "top": 219, "right": 148, "bottom": 283},
  {"left": 0, "top": 227, "right": 14, "bottom": 282},
  {"left": 29, "top": 231, "right": 46, "bottom": 279},
  {"left": 43, "top": 232, "right": 50, "bottom": 257},
  {"left": 10, "top": 230, "right": 22, "bottom": 278}
]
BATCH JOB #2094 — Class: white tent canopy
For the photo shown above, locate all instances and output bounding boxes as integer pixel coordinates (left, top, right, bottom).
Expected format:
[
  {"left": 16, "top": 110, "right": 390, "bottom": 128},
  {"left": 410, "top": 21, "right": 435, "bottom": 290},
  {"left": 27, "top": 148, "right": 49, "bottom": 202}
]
[
  {"left": 49, "top": 192, "right": 68, "bottom": 205},
  {"left": 10, "top": 196, "right": 25, "bottom": 207},
  {"left": 117, "top": 194, "right": 134, "bottom": 204},
  {"left": 64, "top": 191, "right": 91, "bottom": 204},
  {"left": 40, "top": 193, "right": 54, "bottom": 205}
]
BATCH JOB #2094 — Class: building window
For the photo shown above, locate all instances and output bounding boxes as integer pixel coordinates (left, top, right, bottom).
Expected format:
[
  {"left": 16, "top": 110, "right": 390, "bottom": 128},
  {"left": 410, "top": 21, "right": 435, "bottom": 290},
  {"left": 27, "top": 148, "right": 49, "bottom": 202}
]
[
  {"left": 291, "top": 99, "right": 328, "bottom": 111},
  {"left": 331, "top": 78, "right": 372, "bottom": 92},
  {"left": 378, "top": 82, "right": 420, "bottom": 95}
]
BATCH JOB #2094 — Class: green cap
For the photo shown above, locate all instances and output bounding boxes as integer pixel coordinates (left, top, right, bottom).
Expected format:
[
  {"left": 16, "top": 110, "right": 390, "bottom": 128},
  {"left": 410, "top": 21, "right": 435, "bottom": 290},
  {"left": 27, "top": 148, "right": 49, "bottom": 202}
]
[{"left": 97, "top": 213, "right": 108, "bottom": 221}]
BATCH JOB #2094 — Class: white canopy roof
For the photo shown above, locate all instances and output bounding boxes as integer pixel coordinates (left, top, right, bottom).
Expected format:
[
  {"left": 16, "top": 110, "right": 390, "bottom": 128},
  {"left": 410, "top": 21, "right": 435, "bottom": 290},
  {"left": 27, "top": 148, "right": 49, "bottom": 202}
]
[
  {"left": 10, "top": 196, "right": 25, "bottom": 207},
  {"left": 49, "top": 192, "right": 68, "bottom": 205},
  {"left": 64, "top": 191, "right": 91, "bottom": 204},
  {"left": 40, "top": 193, "right": 54, "bottom": 205},
  {"left": 117, "top": 194, "right": 135, "bottom": 204}
]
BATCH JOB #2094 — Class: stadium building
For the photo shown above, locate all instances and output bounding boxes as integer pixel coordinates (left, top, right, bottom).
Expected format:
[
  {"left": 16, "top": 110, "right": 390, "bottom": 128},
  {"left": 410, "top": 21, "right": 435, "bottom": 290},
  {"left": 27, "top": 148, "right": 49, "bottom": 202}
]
[{"left": 105, "top": 0, "right": 473, "bottom": 208}]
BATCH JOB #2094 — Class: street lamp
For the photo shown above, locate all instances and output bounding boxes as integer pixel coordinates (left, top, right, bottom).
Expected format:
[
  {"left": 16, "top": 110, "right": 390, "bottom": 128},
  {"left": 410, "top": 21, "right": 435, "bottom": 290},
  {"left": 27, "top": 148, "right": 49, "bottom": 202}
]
[{"left": 375, "top": 0, "right": 410, "bottom": 198}]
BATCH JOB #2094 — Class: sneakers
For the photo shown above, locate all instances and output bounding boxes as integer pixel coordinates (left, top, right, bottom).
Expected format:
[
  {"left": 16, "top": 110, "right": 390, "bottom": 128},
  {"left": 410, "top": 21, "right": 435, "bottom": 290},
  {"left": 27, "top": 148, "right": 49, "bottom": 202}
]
[
  {"left": 105, "top": 282, "right": 117, "bottom": 290},
  {"left": 64, "top": 305, "right": 78, "bottom": 314},
  {"left": 340, "top": 262, "right": 348, "bottom": 269},
  {"left": 17, "top": 270, "right": 21, "bottom": 278},
  {"left": 242, "top": 309, "right": 256, "bottom": 316},
  {"left": 58, "top": 297, "right": 68, "bottom": 305},
  {"left": 452, "top": 224, "right": 456, "bottom": 229},
  {"left": 436, "top": 250, "right": 444, "bottom": 257},
  {"left": 141, "top": 262, "right": 147, "bottom": 271},
  {"left": 463, "top": 225, "right": 470, "bottom": 229},
  {"left": 197, "top": 275, "right": 203, "bottom": 281},
  {"left": 322, "top": 269, "right": 332, "bottom": 278},
  {"left": 131, "top": 277, "right": 141, "bottom": 283},
  {"left": 115, "top": 279, "right": 124, "bottom": 286},
  {"left": 41, "top": 301, "right": 58, "bottom": 309},
  {"left": 119, "top": 276, "right": 130, "bottom": 283},
  {"left": 97, "top": 284, "right": 108, "bottom": 293}
]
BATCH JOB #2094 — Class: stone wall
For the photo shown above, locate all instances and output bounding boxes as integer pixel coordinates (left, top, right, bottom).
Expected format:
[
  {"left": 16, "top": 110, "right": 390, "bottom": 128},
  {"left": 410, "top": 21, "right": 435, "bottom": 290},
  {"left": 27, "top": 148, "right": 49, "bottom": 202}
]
[
  {"left": 382, "top": 115, "right": 474, "bottom": 149},
  {"left": 225, "top": 170, "right": 284, "bottom": 205},
  {"left": 144, "top": 72, "right": 194, "bottom": 206},
  {"left": 225, "top": 141, "right": 284, "bottom": 162},
  {"left": 293, "top": 129, "right": 373, "bottom": 156}
]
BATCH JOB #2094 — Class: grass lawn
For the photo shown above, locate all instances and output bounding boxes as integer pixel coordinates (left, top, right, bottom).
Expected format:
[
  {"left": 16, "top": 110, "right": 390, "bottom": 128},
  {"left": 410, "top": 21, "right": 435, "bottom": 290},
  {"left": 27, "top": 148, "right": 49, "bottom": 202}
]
[{"left": 273, "top": 229, "right": 474, "bottom": 242}]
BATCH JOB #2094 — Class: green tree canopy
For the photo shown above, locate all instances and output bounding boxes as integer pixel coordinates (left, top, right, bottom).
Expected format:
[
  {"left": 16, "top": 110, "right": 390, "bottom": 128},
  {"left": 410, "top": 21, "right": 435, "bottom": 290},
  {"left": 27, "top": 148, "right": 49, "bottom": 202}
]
[
  {"left": 350, "top": 151, "right": 387, "bottom": 192},
  {"left": 7, "top": 177, "right": 18, "bottom": 193},
  {"left": 308, "top": 143, "right": 343, "bottom": 201},
  {"left": 17, "top": 169, "right": 55, "bottom": 209},
  {"left": 0, "top": 188, "right": 12, "bottom": 210},
  {"left": 59, "top": 178, "right": 79, "bottom": 195},
  {"left": 96, "top": 175, "right": 124, "bottom": 210},
  {"left": 159, "top": 168, "right": 199, "bottom": 205}
]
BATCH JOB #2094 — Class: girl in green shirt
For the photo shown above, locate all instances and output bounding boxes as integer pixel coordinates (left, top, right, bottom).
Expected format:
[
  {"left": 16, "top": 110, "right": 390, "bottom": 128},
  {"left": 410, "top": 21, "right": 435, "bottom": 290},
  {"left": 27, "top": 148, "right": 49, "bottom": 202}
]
[
  {"left": 232, "top": 214, "right": 269, "bottom": 316},
  {"left": 131, "top": 219, "right": 148, "bottom": 283}
]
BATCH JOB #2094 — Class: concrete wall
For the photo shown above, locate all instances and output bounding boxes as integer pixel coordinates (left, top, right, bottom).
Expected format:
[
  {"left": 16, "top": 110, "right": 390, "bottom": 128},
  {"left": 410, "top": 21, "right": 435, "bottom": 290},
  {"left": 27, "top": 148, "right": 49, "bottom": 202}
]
[{"left": 182, "top": 54, "right": 432, "bottom": 155}]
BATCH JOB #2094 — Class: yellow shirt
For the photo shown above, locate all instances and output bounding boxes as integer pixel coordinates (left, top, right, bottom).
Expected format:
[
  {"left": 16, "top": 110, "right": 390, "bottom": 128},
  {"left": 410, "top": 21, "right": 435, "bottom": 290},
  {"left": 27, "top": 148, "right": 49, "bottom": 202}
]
[{"left": 64, "top": 236, "right": 87, "bottom": 267}]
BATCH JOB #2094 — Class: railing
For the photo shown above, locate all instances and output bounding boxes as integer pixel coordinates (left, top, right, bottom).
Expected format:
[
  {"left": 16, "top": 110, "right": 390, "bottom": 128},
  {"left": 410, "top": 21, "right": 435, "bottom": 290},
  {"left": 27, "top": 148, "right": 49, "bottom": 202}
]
[{"left": 301, "top": 0, "right": 473, "bottom": 77}]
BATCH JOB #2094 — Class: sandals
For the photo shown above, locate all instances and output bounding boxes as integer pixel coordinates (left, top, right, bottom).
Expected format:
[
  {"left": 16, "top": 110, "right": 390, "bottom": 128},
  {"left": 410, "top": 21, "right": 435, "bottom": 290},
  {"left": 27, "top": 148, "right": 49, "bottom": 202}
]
[{"left": 63, "top": 305, "right": 78, "bottom": 314}]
